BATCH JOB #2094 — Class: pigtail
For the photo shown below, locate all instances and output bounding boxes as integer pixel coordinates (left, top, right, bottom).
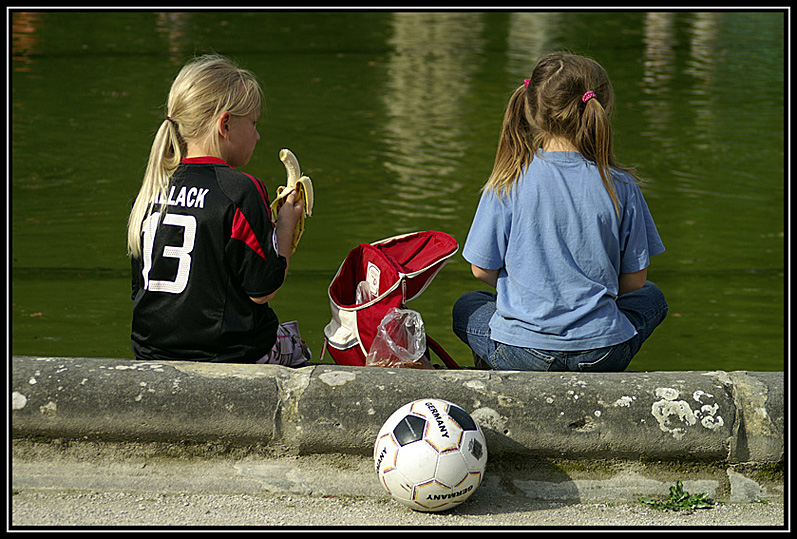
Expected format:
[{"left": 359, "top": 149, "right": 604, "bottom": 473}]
[
  {"left": 126, "top": 118, "right": 183, "bottom": 258},
  {"left": 483, "top": 85, "right": 535, "bottom": 198},
  {"left": 577, "top": 94, "right": 620, "bottom": 216}
]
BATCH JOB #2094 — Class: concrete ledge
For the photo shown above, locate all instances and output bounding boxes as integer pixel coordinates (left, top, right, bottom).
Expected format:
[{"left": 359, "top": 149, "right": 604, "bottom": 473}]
[{"left": 11, "top": 356, "right": 784, "bottom": 464}]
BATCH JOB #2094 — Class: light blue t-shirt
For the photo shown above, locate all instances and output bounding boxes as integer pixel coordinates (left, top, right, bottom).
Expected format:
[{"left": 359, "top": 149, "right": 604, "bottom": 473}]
[{"left": 463, "top": 150, "right": 665, "bottom": 350}]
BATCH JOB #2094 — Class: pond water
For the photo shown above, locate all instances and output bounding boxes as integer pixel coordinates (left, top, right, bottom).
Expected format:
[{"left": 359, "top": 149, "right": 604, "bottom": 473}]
[{"left": 10, "top": 10, "right": 785, "bottom": 371}]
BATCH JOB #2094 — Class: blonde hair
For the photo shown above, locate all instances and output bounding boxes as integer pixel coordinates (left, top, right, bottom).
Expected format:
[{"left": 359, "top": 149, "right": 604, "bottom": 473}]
[
  {"left": 127, "top": 54, "right": 263, "bottom": 258},
  {"left": 485, "top": 52, "right": 639, "bottom": 213}
]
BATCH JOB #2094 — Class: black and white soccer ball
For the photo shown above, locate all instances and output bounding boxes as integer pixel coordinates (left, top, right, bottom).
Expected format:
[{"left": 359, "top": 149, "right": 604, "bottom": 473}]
[{"left": 373, "top": 398, "right": 487, "bottom": 512}]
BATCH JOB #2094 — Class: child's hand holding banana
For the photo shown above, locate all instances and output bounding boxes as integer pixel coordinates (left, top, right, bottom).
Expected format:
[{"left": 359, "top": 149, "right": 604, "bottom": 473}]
[{"left": 271, "top": 149, "right": 314, "bottom": 255}]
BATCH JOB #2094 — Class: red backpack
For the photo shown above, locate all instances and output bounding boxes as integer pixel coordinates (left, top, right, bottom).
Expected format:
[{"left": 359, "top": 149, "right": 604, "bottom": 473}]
[{"left": 321, "top": 231, "right": 460, "bottom": 369}]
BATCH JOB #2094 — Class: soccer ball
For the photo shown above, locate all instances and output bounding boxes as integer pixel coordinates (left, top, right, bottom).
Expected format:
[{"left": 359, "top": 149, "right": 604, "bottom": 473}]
[{"left": 373, "top": 398, "right": 487, "bottom": 512}]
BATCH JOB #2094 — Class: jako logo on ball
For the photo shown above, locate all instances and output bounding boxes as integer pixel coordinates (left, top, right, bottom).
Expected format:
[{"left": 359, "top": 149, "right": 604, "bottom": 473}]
[{"left": 373, "top": 398, "right": 488, "bottom": 512}]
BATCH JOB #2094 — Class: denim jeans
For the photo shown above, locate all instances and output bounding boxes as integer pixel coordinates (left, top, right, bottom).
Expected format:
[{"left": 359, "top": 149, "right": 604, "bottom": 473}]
[{"left": 451, "top": 281, "right": 668, "bottom": 372}]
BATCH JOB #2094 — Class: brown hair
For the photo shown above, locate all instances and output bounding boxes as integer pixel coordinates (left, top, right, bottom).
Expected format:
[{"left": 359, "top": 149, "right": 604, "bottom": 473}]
[{"left": 485, "top": 52, "right": 639, "bottom": 213}]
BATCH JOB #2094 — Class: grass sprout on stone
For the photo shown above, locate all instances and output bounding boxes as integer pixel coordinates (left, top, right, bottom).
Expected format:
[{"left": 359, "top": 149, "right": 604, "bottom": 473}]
[{"left": 639, "top": 481, "right": 714, "bottom": 512}]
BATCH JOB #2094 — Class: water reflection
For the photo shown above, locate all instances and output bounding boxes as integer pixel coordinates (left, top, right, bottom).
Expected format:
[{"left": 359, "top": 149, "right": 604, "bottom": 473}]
[
  {"left": 10, "top": 11, "right": 43, "bottom": 72},
  {"left": 638, "top": 12, "right": 727, "bottom": 199},
  {"left": 504, "top": 11, "right": 556, "bottom": 77},
  {"left": 685, "top": 12, "right": 720, "bottom": 94},
  {"left": 684, "top": 12, "right": 722, "bottom": 157},
  {"left": 639, "top": 11, "right": 676, "bottom": 159},
  {"left": 640, "top": 11, "right": 722, "bottom": 137},
  {"left": 155, "top": 11, "right": 194, "bottom": 65},
  {"left": 380, "top": 12, "right": 486, "bottom": 233}
]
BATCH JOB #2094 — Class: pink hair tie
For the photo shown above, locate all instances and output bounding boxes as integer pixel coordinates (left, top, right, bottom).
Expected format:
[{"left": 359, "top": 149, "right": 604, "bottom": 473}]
[
  {"left": 582, "top": 90, "right": 596, "bottom": 103},
  {"left": 524, "top": 78, "right": 530, "bottom": 88}
]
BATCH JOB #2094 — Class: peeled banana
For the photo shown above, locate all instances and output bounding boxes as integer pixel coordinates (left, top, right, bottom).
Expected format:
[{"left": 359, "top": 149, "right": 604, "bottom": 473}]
[{"left": 271, "top": 148, "right": 314, "bottom": 255}]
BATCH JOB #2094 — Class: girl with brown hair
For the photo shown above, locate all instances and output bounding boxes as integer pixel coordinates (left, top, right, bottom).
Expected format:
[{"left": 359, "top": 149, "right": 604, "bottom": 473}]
[{"left": 453, "top": 52, "right": 667, "bottom": 371}]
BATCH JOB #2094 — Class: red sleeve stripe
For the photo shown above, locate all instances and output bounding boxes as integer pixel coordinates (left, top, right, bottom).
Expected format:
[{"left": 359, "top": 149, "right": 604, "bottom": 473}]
[
  {"left": 231, "top": 208, "right": 266, "bottom": 259},
  {"left": 241, "top": 171, "right": 272, "bottom": 218}
]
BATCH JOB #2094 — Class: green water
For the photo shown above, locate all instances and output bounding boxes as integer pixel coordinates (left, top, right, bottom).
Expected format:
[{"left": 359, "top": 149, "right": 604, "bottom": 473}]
[{"left": 10, "top": 10, "right": 785, "bottom": 371}]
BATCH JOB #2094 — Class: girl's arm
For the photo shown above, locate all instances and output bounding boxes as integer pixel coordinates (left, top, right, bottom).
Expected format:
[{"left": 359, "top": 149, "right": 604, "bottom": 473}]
[
  {"left": 471, "top": 264, "right": 500, "bottom": 289},
  {"left": 249, "top": 190, "right": 304, "bottom": 304},
  {"left": 618, "top": 267, "right": 647, "bottom": 296}
]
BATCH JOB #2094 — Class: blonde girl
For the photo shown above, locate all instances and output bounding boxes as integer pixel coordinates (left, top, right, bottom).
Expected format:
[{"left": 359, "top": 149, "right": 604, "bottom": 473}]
[
  {"left": 453, "top": 52, "right": 668, "bottom": 372},
  {"left": 128, "top": 54, "right": 305, "bottom": 364}
]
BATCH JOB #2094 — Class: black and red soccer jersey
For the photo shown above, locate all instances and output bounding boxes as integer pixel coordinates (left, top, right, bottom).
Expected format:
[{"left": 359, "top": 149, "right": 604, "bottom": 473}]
[{"left": 131, "top": 157, "right": 287, "bottom": 363}]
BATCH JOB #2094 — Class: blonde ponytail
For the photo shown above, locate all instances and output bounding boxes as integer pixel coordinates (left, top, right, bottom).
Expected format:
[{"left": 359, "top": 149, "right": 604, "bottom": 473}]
[{"left": 127, "top": 118, "right": 182, "bottom": 258}]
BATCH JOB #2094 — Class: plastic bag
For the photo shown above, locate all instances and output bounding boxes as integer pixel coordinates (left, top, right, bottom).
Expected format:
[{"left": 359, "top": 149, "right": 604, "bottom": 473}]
[{"left": 365, "top": 308, "right": 433, "bottom": 369}]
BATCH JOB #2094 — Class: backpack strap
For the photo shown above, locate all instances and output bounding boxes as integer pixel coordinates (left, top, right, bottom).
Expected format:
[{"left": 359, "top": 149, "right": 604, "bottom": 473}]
[{"left": 426, "top": 335, "right": 460, "bottom": 370}]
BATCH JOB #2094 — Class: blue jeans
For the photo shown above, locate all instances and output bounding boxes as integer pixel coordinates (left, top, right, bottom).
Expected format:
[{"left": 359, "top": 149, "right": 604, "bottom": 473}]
[{"left": 451, "top": 282, "right": 668, "bottom": 372}]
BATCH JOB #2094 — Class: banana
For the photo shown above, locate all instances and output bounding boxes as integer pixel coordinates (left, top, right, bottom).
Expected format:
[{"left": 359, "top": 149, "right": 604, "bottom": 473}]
[{"left": 271, "top": 148, "right": 314, "bottom": 255}]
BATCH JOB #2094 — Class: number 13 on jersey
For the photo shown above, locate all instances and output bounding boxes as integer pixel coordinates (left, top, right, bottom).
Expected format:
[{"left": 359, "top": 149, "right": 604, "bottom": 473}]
[{"left": 141, "top": 212, "right": 197, "bottom": 294}]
